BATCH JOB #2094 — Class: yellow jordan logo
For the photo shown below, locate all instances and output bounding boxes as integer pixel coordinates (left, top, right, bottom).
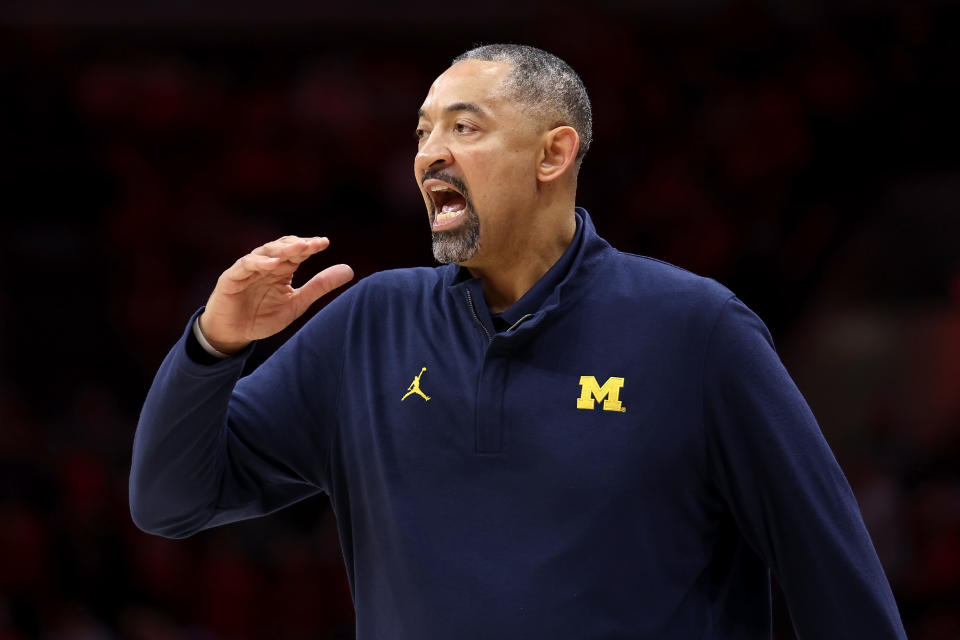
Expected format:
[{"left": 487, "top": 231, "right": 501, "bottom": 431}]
[
  {"left": 401, "top": 366, "right": 431, "bottom": 402},
  {"left": 577, "top": 376, "right": 626, "bottom": 412}
]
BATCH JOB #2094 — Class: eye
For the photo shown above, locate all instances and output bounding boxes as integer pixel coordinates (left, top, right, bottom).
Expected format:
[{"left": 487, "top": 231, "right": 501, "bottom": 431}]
[
  {"left": 454, "top": 122, "right": 476, "bottom": 134},
  {"left": 414, "top": 128, "right": 425, "bottom": 141}
]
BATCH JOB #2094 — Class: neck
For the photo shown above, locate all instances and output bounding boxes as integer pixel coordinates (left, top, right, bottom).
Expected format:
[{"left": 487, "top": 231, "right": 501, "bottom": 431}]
[{"left": 466, "top": 206, "right": 577, "bottom": 313}]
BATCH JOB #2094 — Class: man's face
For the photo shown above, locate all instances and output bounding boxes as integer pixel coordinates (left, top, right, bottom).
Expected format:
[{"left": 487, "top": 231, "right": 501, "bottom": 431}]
[{"left": 414, "top": 60, "right": 543, "bottom": 266}]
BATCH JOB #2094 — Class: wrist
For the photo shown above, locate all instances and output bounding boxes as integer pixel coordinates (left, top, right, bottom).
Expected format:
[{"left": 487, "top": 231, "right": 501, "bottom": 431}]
[{"left": 192, "top": 316, "right": 232, "bottom": 359}]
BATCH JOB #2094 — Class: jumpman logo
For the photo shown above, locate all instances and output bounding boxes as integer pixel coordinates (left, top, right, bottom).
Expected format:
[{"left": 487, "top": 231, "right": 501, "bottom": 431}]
[{"left": 401, "top": 366, "right": 431, "bottom": 402}]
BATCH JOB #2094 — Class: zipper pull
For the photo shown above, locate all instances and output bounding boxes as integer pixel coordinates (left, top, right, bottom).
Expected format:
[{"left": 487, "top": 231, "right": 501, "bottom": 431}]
[{"left": 506, "top": 314, "right": 534, "bottom": 333}]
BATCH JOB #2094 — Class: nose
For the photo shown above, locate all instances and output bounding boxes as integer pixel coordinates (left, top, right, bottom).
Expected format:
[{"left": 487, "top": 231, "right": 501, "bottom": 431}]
[{"left": 415, "top": 130, "right": 453, "bottom": 177}]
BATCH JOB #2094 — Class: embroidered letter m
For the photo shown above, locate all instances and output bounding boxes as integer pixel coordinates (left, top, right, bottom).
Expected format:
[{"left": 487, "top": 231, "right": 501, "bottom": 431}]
[{"left": 577, "top": 376, "right": 626, "bottom": 412}]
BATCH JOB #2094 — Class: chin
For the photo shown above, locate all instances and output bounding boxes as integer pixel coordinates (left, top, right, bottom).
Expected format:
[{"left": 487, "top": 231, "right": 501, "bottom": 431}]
[{"left": 430, "top": 206, "right": 481, "bottom": 264}]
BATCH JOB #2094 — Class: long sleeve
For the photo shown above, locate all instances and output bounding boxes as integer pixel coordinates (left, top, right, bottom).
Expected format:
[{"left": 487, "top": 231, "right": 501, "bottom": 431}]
[
  {"left": 129, "top": 287, "right": 356, "bottom": 539},
  {"left": 703, "top": 296, "right": 907, "bottom": 639}
]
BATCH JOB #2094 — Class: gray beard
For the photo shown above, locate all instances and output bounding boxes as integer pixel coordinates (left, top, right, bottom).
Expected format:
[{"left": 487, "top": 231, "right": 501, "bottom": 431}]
[{"left": 431, "top": 206, "right": 481, "bottom": 264}]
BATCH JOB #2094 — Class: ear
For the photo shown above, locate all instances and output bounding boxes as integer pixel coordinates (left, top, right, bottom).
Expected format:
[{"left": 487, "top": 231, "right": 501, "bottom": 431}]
[{"left": 536, "top": 126, "right": 580, "bottom": 183}]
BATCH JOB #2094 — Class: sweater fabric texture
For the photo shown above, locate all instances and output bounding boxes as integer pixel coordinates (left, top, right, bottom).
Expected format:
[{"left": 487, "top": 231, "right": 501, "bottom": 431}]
[{"left": 130, "top": 209, "right": 906, "bottom": 639}]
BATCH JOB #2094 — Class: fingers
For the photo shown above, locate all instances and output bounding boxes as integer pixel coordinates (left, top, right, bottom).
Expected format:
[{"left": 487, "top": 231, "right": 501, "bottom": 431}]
[
  {"left": 253, "top": 235, "right": 330, "bottom": 263},
  {"left": 297, "top": 263, "right": 355, "bottom": 308},
  {"left": 228, "top": 253, "right": 283, "bottom": 279},
  {"left": 224, "top": 236, "right": 334, "bottom": 282}
]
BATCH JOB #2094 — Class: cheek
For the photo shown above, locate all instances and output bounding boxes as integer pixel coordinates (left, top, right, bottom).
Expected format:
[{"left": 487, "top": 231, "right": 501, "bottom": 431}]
[
  {"left": 463, "top": 143, "right": 538, "bottom": 207},
  {"left": 487, "top": 147, "right": 535, "bottom": 183},
  {"left": 490, "top": 159, "right": 537, "bottom": 200}
]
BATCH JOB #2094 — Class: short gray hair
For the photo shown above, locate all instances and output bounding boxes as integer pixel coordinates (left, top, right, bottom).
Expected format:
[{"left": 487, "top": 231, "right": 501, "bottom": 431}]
[{"left": 453, "top": 43, "right": 593, "bottom": 163}]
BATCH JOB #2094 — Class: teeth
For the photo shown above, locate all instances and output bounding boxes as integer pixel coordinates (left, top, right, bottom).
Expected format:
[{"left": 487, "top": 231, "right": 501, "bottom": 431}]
[
  {"left": 430, "top": 185, "right": 453, "bottom": 192},
  {"left": 435, "top": 210, "right": 463, "bottom": 223}
]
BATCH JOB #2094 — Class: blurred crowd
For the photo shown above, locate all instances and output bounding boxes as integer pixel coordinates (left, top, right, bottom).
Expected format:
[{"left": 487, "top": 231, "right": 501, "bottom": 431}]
[{"left": 1, "top": 2, "right": 958, "bottom": 638}]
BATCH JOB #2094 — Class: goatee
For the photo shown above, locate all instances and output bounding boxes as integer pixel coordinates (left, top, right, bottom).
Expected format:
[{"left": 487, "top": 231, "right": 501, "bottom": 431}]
[
  {"left": 423, "top": 171, "right": 480, "bottom": 264},
  {"left": 432, "top": 206, "right": 481, "bottom": 264}
]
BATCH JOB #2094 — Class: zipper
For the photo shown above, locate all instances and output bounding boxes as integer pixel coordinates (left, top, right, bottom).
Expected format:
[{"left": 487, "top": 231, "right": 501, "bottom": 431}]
[
  {"left": 465, "top": 291, "right": 535, "bottom": 339},
  {"left": 464, "top": 289, "right": 492, "bottom": 342},
  {"left": 506, "top": 314, "right": 534, "bottom": 332}
]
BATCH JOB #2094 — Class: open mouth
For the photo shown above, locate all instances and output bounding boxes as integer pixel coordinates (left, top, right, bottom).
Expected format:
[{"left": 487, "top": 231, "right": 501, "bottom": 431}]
[{"left": 424, "top": 179, "right": 468, "bottom": 229}]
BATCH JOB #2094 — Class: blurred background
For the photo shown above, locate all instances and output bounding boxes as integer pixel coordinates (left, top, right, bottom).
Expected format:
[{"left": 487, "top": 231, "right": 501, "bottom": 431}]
[{"left": 1, "top": 0, "right": 958, "bottom": 638}]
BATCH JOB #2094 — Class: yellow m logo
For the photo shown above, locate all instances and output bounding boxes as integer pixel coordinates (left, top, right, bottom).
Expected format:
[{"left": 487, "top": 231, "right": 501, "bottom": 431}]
[{"left": 577, "top": 376, "right": 626, "bottom": 412}]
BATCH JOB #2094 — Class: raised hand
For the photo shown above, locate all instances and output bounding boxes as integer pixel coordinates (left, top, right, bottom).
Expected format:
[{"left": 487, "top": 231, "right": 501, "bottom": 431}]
[{"left": 197, "top": 236, "right": 354, "bottom": 355}]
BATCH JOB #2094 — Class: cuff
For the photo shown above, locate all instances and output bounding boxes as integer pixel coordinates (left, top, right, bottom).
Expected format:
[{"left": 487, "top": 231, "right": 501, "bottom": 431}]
[{"left": 192, "top": 316, "right": 231, "bottom": 359}]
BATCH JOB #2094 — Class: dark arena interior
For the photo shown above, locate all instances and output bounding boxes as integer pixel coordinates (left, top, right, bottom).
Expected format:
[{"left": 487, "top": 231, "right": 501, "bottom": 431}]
[{"left": 0, "top": 1, "right": 958, "bottom": 638}]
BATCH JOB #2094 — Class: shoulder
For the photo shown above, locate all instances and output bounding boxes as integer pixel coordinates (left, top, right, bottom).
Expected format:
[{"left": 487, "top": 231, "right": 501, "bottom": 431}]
[
  {"left": 350, "top": 265, "right": 447, "bottom": 299},
  {"left": 600, "top": 250, "right": 735, "bottom": 313},
  {"left": 559, "top": 248, "right": 741, "bottom": 355},
  {"left": 603, "top": 254, "right": 775, "bottom": 353},
  {"left": 329, "top": 265, "right": 448, "bottom": 314},
  {"left": 578, "top": 208, "right": 733, "bottom": 310},
  {"left": 298, "top": 265, "right": 445, "bottom": 337},
  {"left": 358, "top": 265, "right": 447, "bottom": 288}
]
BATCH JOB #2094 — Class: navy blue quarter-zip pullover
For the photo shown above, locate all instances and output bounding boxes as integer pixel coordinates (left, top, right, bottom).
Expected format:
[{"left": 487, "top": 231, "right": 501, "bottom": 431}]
[{"left": 130, "top": 209, "right": 906, "bottom": 639}]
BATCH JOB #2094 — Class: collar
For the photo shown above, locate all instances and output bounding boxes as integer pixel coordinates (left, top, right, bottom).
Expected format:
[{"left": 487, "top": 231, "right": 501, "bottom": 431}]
[
  {"left": 445, "top": 207, "right": 612, "bottom": 337},
  {"left": 492, "top": 212, "right": 583, "bottom": 329}
]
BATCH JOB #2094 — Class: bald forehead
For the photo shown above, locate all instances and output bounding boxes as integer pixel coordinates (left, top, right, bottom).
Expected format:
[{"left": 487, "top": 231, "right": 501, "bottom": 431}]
[
  {"left": 418, "top": 59, "right": 514, "bottom": 118},
  {"left": 433, "top": 59, "right": 511, "bottom": 91}
]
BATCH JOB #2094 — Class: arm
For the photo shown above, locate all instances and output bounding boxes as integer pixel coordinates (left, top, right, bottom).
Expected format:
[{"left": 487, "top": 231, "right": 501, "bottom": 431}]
[
  {"left": 129, "top": 236, "right": 354, "bottom": 538},
  {"left": 703, "top": 297, "right": 906, "bottom": 639}
]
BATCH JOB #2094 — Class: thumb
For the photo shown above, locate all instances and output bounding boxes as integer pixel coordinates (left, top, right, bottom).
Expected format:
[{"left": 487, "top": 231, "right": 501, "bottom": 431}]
[{"left": 297, "top": 263, "right": 355, "bottom": 309}]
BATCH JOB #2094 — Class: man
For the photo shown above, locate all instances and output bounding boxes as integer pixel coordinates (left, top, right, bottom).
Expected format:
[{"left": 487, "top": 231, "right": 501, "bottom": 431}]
[{"left": 129, "top": 44, "right": 907, "bottom": 638}]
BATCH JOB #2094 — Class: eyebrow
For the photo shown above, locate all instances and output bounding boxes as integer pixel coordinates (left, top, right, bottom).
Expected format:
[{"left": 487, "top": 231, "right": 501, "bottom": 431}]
[{"left": 417, "top": 102, "right": 487, "bottom": 119}]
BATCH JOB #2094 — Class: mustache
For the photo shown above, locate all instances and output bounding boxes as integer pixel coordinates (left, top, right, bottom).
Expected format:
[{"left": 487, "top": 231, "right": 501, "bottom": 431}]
[{"left": 421, "top": 170, "right": 470, "bottom": 197}]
